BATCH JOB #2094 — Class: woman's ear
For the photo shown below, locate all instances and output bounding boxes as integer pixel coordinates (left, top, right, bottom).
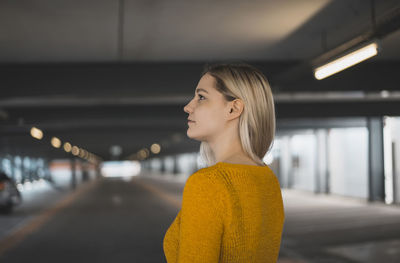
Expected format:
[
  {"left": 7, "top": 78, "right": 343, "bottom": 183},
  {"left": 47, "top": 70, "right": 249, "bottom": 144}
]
[{"left": 227, "top": 99, "right": 244, "bottom": 120}]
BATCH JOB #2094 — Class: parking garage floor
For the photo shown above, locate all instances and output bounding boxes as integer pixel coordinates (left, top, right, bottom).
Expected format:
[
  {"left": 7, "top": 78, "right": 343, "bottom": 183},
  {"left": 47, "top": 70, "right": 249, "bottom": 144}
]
[{"left": 0, "top": 171, "right": 400, "bottom": 263}]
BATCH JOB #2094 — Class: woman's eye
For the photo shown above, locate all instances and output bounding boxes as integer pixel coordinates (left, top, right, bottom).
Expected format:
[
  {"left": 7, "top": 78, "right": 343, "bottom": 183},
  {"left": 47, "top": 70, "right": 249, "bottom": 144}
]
[{"left": 198, "top": 95, "right": 205, "bottom": 101}]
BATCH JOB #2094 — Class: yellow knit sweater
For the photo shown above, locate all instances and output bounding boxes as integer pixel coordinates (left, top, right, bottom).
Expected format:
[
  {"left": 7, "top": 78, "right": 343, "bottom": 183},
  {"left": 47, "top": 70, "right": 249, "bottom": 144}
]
[{"left": 163, "top": 162, "right": 285, "bottom": 262}]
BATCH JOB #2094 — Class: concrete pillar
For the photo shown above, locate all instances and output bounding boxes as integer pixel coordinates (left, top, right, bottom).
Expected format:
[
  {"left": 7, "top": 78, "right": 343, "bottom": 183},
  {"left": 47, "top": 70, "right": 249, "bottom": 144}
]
[
  {"left": 325, "top": 129, "right": 331, "bottom": 194},
  {"left": 367, "top": 117, "right": 385, "bottom": 202},
  {"left": 70, "top": 157, "right": 77, "bottom": 190},
  {"left": 21, "top": 156, "right": 27, "bottom": 183},
  {"left": 173, "top": 155, "right": 179, "bottom": 175},
  {"left": 392, "top": 141, "right": 399, "bottom": 203},
  {"left": 315, "top": 129, "right": 329, "bottom": 194},
  {"left": 96, "top": 163, "right": 101, "bottom": 178},
  {"left": 82, "top": 161, "right": 89, "bottom": 182},
  {"left": 276, "top": 137, "right": 286, "bottom": 189},
  {"left": 285, "top": 136, "right": 294, "bottom": 189},
  {"left": 10, "top": 156, "right": 17, "bottom": 181},
  {"left": 160, "top": 158, "right": 165, "bottom": 174}
]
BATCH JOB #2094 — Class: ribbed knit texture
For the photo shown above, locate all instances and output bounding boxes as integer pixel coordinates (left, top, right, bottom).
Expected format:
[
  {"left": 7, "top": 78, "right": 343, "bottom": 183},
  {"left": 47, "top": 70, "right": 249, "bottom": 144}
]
[{"left": 163, "top": 162, "right": 285, "bottom": 262}]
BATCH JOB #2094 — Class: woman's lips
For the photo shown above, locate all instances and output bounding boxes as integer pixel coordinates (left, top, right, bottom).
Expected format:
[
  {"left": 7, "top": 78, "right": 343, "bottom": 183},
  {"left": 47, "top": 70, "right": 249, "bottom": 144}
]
[{"left": 188, "top": 120, "right": 195, "bottom": 124}]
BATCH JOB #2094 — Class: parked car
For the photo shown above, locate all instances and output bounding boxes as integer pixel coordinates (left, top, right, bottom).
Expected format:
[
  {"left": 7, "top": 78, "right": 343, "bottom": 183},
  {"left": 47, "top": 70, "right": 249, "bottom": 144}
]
[{"left": 0, "top": 172, "right": 22, "bottom": 214}]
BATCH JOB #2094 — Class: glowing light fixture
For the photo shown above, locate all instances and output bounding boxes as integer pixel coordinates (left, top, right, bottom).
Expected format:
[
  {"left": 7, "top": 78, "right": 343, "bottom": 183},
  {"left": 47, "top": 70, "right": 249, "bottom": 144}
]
[
  {"left": 71, "top": 146, "right": 80, "bottom": 156},
  {"left": 63, "top": 142, "right": 72, "bottom": 152},
  {"left": 30, "top": 127, "right": 43, "bottom": 140},
  {"left": 79, "top": 149, "right": 86, "bottom": 158},
  {"left": 150, "top": 143, "right": 161, "bottom": 154},
  {"left": 138, "top": 148, "right": 149, "bottom": 159},
  {"left": 314, "top": 42, "right": 378, "bottom": 80},
  {"left": 51, "top": 137, "right": 62, "bottom": 148}
]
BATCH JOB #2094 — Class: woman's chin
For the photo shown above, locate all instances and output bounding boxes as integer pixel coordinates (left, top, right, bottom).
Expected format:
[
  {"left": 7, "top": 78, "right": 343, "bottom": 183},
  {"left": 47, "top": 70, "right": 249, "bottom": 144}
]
[
  {"left": 186, "top": 130, "right": 202, "bottom": 141},
  {"left": 186, "top": 130, "right": 196, "bottom": 139}
]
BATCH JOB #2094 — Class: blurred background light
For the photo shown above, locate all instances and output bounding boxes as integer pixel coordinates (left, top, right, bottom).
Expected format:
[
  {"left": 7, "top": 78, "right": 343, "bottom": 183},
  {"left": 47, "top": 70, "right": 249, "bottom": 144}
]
[
  {"left": 30, "top": 127, "right": 43, "bottom": 140},
  {"left": 51, "top": 137, "right": 62, "bottom": 148}
]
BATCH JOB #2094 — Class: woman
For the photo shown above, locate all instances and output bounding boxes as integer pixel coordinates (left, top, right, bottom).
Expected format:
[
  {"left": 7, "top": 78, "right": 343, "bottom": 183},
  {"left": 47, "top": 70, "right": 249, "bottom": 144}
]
[{"left": 163, "top": 63, "right": 285, "bottom": 262}]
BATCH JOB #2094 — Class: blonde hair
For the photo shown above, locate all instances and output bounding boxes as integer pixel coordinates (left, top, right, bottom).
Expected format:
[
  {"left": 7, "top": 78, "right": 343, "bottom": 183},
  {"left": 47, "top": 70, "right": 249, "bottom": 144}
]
[{"left": 199, "top": 63, "right": 275, "bottom": 167}]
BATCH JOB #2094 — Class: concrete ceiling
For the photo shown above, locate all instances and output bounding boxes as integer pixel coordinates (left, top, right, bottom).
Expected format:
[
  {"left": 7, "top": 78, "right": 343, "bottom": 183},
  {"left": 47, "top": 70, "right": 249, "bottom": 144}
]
[
  {"left": 1, "top": 0, "right": 400, "bottom": 161},
  {"left": 1, "top": 0, "right": 399, "bottom": 62}
]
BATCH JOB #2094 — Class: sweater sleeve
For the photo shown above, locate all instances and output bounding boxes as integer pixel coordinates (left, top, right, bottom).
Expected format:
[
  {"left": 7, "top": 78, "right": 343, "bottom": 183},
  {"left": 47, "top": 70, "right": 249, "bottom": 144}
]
[{"left": 177, "top": 173, "right": 224, "bottom": 262}]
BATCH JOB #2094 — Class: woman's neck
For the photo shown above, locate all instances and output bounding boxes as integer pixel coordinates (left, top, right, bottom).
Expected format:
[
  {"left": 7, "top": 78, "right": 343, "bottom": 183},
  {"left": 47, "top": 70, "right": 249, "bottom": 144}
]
[{"left": 208, "top": 130, "right": 256, "bottom": 165}]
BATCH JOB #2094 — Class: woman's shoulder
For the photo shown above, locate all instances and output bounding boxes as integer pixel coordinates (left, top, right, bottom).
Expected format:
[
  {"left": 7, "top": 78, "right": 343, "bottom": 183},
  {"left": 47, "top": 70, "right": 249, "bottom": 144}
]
[
  {"left": 188, "top": 163, "right": 239, "bottom": 184},
  {"left": 183, "top": 165, "right": 236, "bottom": 197},
  {"left": 185, "top": 163, "right": 243, "bottom": 192},
  {"left": 195, "top": 162, "right": 271, "bottom": 176},
  {"left": 186, "top": 165, "right": 223, "bottom": 186},
  {"left": 188, "top": 162, "right": 280, "bottom": 191},
  {"left": 182, "top": 167, "right": 228, "bottom": 208}
]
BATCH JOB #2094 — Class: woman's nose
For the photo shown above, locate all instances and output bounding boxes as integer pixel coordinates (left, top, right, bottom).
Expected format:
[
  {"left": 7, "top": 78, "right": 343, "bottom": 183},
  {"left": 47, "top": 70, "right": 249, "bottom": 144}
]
[{"left": 183, "top": 100, "right": 193, "bottom": 114}]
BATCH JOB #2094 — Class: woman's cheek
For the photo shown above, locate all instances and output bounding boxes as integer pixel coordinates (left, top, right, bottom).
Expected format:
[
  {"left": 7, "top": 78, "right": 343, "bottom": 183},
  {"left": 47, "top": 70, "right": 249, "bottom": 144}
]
[{"left": 206, "top": 118, "right": 223, "bottom": 133}]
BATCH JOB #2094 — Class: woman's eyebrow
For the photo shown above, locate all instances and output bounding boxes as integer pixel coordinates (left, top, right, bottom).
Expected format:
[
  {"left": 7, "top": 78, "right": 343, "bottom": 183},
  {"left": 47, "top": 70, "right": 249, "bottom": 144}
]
[{"left": 195, "top": 88, "right": 209, "bottom": 94}]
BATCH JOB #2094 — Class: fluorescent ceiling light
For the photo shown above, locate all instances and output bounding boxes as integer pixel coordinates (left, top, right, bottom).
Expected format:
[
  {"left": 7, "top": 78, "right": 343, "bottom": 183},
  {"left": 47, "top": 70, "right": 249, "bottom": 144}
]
[{"left": 314, "top": 42, "right": 379, "bottom": 80}]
